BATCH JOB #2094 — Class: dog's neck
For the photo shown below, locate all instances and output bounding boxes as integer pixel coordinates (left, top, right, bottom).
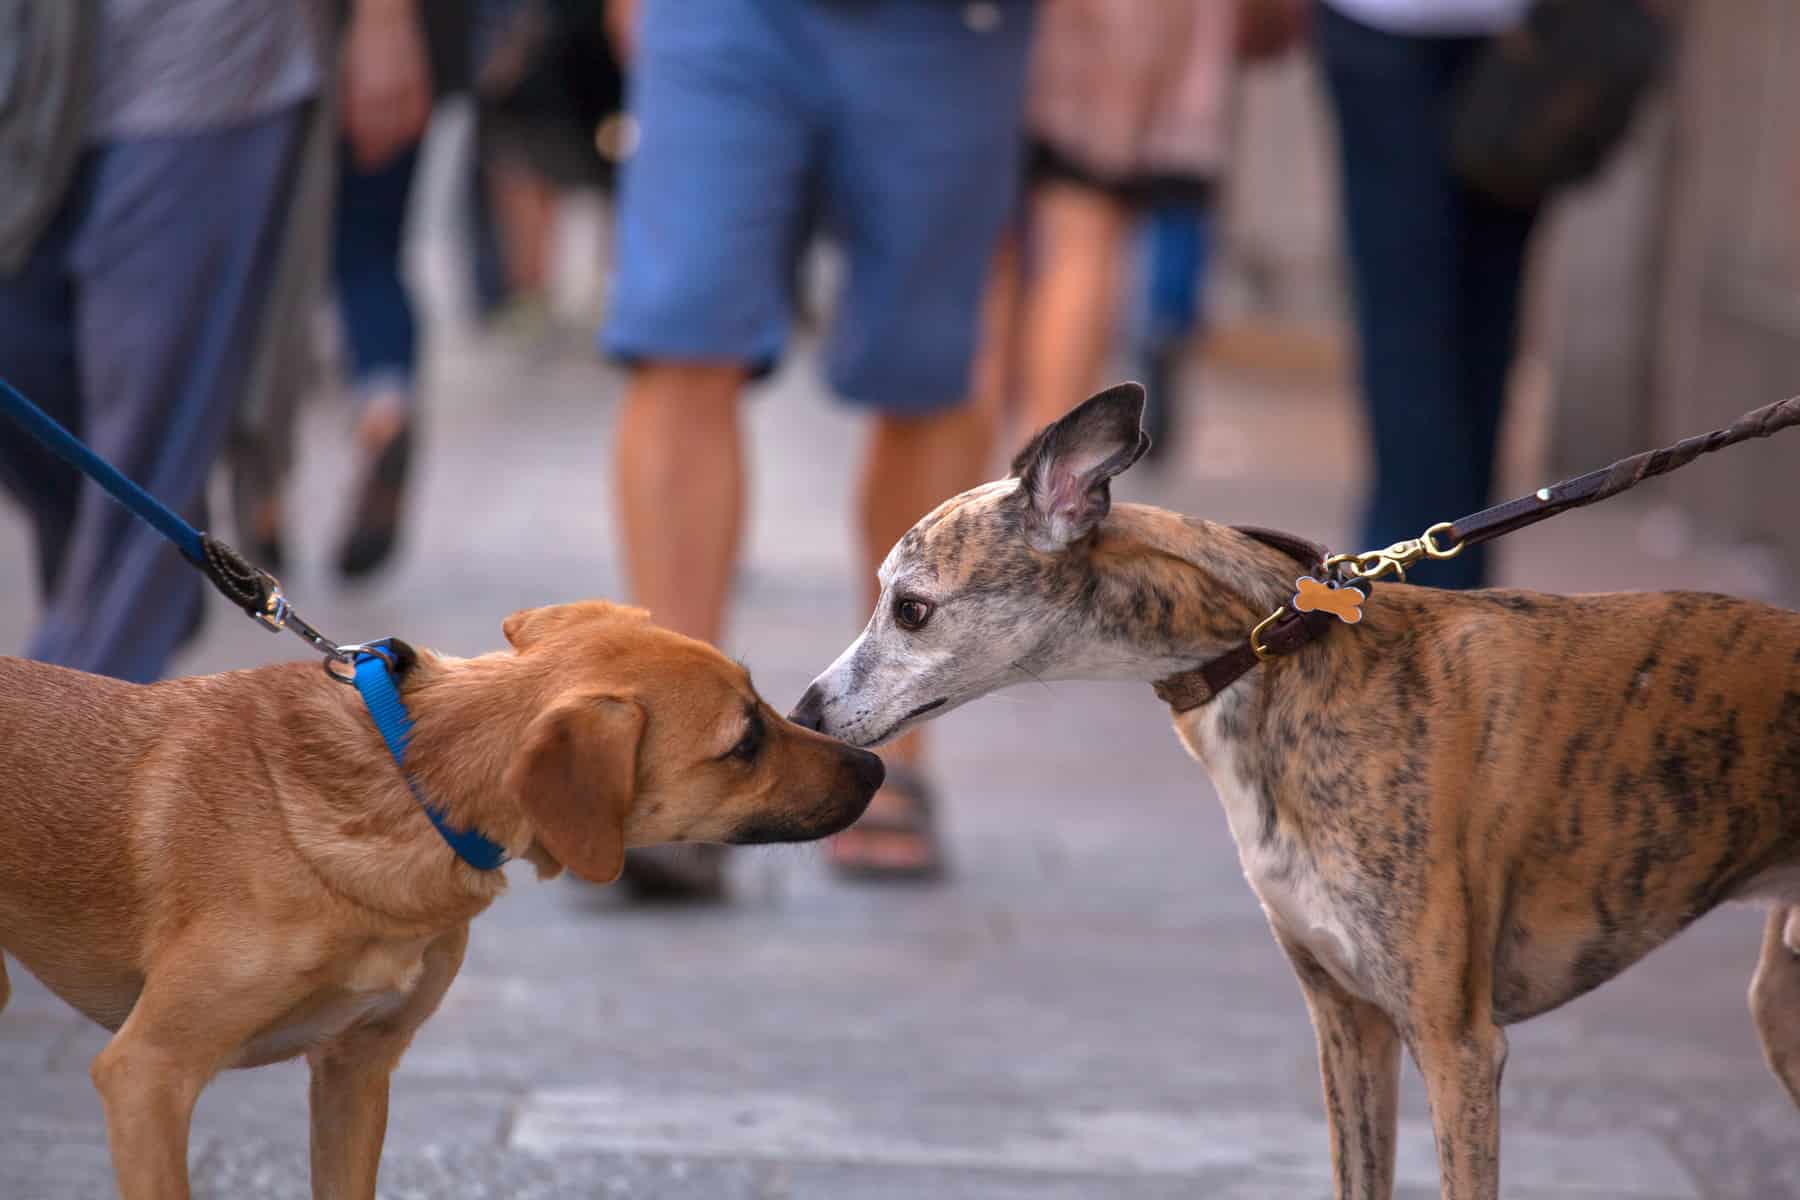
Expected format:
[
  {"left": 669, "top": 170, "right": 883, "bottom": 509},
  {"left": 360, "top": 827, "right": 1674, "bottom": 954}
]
[
  {"left": 401, "top": 651, "right": 562, "bottom": 877},
  {"left": 1064, "top": 503, "right": 1306, "bottom": 684}
]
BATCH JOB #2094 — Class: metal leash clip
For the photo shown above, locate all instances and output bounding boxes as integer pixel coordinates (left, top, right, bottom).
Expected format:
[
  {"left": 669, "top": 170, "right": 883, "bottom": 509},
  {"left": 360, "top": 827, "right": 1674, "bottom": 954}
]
[
  {"left": 1322, "top": 521, "right": 1463, "bottom": 584},
  {"left": 245, "top": 572, "right": 363, "bottom": 682}
]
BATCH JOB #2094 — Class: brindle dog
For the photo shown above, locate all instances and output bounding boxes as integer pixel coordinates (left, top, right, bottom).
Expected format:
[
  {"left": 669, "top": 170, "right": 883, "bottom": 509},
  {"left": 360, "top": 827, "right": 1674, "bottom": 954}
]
[{"left": 791, "top": 384, "right": 1800, "bottom": 1199}]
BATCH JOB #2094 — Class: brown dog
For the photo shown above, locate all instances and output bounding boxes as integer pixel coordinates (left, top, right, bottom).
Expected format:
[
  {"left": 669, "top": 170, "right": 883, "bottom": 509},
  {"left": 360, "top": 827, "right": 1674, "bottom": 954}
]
[
  {"left": 0, "top": 600, "right": 882, "bottom": 1200},
  {"left": 793, "top": 385, "right": 1800, "bottom": 1199}
]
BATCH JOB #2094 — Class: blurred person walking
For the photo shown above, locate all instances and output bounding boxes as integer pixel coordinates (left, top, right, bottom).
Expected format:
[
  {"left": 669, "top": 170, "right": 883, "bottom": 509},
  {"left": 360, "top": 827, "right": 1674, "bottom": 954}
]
[
  {"left": 600, "top": 0, "right": 1034, "bottom": 897},
  {"left": 976, "top": 0, "right": 1308, "bottom": 452},
  {"left": 236, "top": 0, "right": 471, "bottom": 580},
  {"left": 1315, "top": 0, "right": 1538, "bottom": 590},
  {"left": 0, "top": 0, "right": 329, "bottom": 682}
]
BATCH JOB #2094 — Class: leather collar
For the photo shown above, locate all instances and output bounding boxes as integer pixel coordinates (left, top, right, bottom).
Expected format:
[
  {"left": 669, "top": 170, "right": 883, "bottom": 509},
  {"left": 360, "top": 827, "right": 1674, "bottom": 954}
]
[{"left": 1151, "top": 526, "right": 1345, "bottom": 714}]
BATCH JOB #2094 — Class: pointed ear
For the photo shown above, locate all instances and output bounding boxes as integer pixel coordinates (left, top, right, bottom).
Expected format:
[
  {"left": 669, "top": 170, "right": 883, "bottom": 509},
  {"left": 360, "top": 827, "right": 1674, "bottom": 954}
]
[
  {"left": 508, "top": 692, "right": 644, "bottom": 883},
  {"left": 1009, "top": 382, "right": 1150, "bottom": 551}
]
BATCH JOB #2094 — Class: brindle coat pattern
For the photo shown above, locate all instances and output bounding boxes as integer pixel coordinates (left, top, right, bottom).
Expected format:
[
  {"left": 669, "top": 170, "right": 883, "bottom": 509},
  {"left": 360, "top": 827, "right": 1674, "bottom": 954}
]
[{"left": 795, "top": 386, "right": 1800, "bottom": 1199}]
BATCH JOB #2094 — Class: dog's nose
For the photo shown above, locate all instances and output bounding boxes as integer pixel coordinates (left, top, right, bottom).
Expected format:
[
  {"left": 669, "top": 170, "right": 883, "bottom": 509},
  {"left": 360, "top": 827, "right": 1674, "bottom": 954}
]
[
  {"left": 788, "top": 683, "right": 826, "bottom": 732},
  {"left": 848, "top": 746, "right": 886, "bottom": 794}
]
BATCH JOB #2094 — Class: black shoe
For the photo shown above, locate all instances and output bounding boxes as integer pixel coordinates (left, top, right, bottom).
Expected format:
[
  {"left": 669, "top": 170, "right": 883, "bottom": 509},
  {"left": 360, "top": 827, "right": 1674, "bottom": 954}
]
[
  {"left": 616, "top": 844, "right": 729, "bottom": 904},
  {"left": 228, "top": 436, "right": 286, "bottom": 574},
  {"left": 336, "top": 424, "right": 412, "bottom": 580}
]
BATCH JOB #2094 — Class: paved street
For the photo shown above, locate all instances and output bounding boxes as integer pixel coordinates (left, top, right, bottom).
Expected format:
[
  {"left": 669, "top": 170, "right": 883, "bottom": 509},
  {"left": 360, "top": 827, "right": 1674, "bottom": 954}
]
[{"left": 3, "top": 235, "right": 1798, "bottom": 1194}]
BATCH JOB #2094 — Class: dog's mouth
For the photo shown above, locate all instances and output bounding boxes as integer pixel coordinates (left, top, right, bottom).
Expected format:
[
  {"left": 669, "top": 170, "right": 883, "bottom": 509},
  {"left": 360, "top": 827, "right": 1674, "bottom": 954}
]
[
  {"left": 902, "top": 697, "right": 948, "bottom": 722},
  {"left": 861, "top": 697, "right": 948, "bottom": 748}
]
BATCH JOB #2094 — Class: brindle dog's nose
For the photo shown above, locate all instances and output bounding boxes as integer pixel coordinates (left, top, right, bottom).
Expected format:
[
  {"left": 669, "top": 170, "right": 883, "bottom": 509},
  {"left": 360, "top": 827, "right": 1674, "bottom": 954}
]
[{"left": 788, "top": 684, "right": 825, "bottom": 732}]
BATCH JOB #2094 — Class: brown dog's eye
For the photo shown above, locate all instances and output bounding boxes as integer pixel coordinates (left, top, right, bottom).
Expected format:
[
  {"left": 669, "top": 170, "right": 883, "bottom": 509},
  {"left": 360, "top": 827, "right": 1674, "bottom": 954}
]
[
  {"left": 728, "top": 713, "right": 764, "bottom": 763},
  {"left": 894, "top": 597, "right": 934, "bottom": 632}
]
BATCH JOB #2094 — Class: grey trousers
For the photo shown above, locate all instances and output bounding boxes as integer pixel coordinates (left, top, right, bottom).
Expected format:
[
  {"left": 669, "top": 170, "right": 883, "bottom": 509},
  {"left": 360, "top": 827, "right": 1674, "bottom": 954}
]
[{"left": 0, "top": 103, "right": 307, "bottom": 682}]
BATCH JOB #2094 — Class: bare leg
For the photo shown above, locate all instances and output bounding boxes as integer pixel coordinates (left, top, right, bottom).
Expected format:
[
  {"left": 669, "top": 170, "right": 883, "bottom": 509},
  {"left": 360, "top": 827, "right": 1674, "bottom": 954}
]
[
  {"left": 487, "top": 157, "right": 558, "bottom": 301},
  {"left": 612, "top": 361, "right": 746, "bottom": 894},
  {"left": 1750, "top": 905, "right": 1800, "bottom": 1109},
  {"left": 1282, "top": 941, "right": 1401, "bottom": 1200},
  {"left": 970, "top": 229, "right": 1023, "bottom": 466},
  {"left": 1019, "top": 181, "right": 1133, "bottom": 434},
  {"left": 829, "top": 400, "right": 994, "bottom": 873},
  {"left": 613, "top": 361, "right": 747, "bottom": 643}
]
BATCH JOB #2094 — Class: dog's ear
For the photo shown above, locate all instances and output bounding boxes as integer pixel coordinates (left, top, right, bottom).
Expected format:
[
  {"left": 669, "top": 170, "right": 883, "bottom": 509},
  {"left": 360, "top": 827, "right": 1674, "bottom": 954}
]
[
  {"left": 504, "top": 601, "right": 651, "bottom": 651},
  {"left": 1011, "top": 382, "right": 1150, "bottom": 551},
  {"left": 508, "top": 691, "right": 644, "bottom": 883}
]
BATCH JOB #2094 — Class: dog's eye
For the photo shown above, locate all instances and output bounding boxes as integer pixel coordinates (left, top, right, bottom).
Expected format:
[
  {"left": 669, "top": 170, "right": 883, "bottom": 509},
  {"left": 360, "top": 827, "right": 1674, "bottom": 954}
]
[
  {"left": 728, "top": 714, "right": 764, "bottom": 763},
  {"left": 894, "top": 597, "right": 934, "bottom": 632}
]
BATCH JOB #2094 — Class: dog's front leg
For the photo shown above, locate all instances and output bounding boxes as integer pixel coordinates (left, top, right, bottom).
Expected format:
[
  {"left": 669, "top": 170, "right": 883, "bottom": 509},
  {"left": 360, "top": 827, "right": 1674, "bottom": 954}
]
[
  {"left": 1282, "top": 939, "right": 1401, "bottom": 1200},
  {"left": 92, "top": 944, "right": 304, "bottom": 1200},
  {"left": 1408, "top": 1018, "right": 1507, "bottom": 1200},
  {"left": 1749, "top": 905, "right": 1800, "bottom": 1109},
  {"left": 307, "top": 927, "right": 468, "bottom": 1200}
]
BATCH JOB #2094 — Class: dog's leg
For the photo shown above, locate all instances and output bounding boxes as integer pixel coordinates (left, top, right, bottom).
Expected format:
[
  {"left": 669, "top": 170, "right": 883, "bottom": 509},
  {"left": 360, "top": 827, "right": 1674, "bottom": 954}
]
[
  {"left": 1750, "top": 905, "right": 1800, "bottom": 1109},
  {"left": 1283, "top": 941, "right": 1401, "bottom": 1200},
  {"left": 91, "top": 951, "right": 299, "bottom": 1200},
  {"left": 307, "top": 927, "right": 468, "bottom": 1200},
  {"left": 1407, "top": 1017, "right": 1507, "bottom": 1200}
]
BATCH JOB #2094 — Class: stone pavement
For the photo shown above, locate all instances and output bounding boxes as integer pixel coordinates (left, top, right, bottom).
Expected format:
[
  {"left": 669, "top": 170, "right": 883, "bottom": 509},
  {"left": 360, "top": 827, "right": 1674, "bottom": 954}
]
[{"left": 3, "top": 311, "right": 1797, "bottom": 1197}]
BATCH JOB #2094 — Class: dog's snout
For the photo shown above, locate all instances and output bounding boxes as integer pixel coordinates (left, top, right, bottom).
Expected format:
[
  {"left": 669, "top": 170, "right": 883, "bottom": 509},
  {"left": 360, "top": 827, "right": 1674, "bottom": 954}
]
[
  {"left": 788, "top": 684, "right": 826, "bottom": 732},
  {"left": 847, "top": 746, "right": 885, "bottom": 795}
]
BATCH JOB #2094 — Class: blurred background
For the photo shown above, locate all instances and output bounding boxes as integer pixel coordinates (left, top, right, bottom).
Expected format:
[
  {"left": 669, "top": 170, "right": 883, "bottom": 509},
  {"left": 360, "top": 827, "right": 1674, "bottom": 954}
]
[{"left": 1, "top": 1, "right": 1797, "bottom": 1196}]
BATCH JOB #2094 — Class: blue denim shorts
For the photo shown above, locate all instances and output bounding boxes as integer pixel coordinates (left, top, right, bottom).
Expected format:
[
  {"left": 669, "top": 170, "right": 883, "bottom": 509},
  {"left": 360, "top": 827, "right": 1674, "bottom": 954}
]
[{"left": 601, "top": 0, "right": 1032, "bottom": 413}]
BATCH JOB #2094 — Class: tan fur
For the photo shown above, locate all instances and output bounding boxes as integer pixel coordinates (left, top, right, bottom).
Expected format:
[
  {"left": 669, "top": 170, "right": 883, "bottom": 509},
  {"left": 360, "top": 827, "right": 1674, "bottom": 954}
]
[{"left": 0, "top": 600, "right": 880, "bottom": 1200}]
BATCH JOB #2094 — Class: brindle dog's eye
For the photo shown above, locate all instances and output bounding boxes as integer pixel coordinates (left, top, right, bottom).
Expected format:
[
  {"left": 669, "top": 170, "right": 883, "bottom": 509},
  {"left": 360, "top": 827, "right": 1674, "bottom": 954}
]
[{"left": 894, "top": 597, "right": 934, "bottom": 631}]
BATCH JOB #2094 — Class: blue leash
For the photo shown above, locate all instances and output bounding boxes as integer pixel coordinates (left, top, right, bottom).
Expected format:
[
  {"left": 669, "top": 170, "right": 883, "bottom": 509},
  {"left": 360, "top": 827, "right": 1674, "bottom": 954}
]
[{"left": 0, "top": 376, "right": 507, "bottom": 871}]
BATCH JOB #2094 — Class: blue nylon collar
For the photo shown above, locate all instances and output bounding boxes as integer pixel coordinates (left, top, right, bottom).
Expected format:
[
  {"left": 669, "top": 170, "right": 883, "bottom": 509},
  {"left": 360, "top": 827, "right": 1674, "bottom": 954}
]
[{"left": 352, "top": 643, "right": 508, "bottom": 871}]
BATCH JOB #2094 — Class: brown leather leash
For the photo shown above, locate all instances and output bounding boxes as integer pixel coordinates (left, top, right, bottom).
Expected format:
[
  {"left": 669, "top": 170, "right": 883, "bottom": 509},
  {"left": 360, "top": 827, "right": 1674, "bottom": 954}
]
[{"left": 1155, "top": 393, "right": 1800, "bottom": 713}]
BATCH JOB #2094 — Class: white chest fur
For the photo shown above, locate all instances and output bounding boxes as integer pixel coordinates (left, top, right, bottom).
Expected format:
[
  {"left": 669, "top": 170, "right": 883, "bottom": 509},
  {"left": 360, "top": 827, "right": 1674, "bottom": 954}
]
[{"left": 1173, "top": 704, "right": 1374, "bottom": 1000}]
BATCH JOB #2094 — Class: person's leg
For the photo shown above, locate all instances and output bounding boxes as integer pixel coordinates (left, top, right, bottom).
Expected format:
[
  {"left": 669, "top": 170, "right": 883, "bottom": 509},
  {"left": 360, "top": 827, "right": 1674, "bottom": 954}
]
[
  {"left": 1449, "top": 181, "right": 1540, "bottom": 586},
  {"left": 598, "top": 0, "right": 816, "bottom": 897},
  {"left": 613, "top": 362, "right": 746, "bottom": 644},
  {"left": 969, "top": 228, "right": 1023, "bottom": 467},
  {"left": 1317, "top": 8, "right": 1489, "bottom": 587},
  {"left": 39, "top": 105, "right": 306, "bottom": 682},
  {"left": 820, "top": 0, "right": 1033, "bottom": 874},
  {"left": 836, "top": 401, "right": 996, "bottom": 871},
  {"left": 0, "top": 182, "right": 86, "bottom": 603},
  {"left": 1132, "top": 201, "right": 1212, "bottom": 462},
  {"left": 333, "top": 139, "right": 423, "bottom": 577},
  {"left": 1018, "top": 179, "right": 1135, "bottom": 434}
]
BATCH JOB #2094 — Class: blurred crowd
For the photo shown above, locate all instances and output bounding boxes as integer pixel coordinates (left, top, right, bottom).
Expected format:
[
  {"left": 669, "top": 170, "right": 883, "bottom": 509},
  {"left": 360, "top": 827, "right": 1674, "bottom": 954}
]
[{"left": 0, "top": 0, "right": 1670, "bottom": 896}]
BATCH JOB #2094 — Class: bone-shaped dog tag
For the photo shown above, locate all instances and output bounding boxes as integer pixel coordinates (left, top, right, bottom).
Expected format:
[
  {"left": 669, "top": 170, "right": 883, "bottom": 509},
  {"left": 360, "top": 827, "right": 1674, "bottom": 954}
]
[{"left": 1291, "top": 576, "right": 1364, "bottom": 624}]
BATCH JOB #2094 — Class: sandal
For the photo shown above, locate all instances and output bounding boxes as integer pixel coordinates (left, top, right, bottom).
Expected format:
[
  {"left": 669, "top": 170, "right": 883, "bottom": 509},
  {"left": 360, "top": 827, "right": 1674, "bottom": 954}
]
[{"left": 826, "top": 764, "right": 947, "bottom": 883}]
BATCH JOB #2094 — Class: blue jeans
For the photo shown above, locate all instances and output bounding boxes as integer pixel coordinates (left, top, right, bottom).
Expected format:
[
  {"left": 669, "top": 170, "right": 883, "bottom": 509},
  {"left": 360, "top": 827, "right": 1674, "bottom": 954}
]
[
  {"left": 1317, "top": 4, "right": 1541, "bottom": 589},
  {"left": 334, "top": 141, "right": 420, "bottom": 394},
  {"left": 0, "top": 105, "right": 305, "bottom": 681}
]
